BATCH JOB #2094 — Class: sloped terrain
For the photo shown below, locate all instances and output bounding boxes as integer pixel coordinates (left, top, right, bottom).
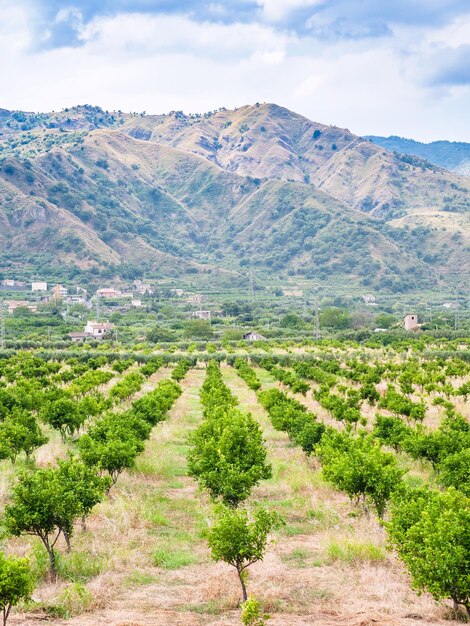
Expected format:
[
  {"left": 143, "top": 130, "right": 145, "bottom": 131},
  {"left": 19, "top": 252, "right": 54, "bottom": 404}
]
[
  {"left": 0, "top": 103, "right": 469, "bottom": 291},
  {"left": 368, "top": 135, "right": 470, "bottom": 175}
]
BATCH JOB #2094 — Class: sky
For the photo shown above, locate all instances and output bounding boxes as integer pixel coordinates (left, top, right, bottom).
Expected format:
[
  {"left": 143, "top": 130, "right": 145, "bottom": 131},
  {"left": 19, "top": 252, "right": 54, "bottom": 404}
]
[{"left": 1, "top": 0, "right": 469, "bottom": 141}]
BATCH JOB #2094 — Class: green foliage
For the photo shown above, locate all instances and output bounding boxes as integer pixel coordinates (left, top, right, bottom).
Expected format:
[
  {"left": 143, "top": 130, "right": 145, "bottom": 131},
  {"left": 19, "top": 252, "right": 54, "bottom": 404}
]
[
  {"left": 258, "top": 388, "right": 325, "bottom": 455},
  {"left": 326, "top": 539, "right": 386, "bottom": 564},
  {"left": 205, "top": 506, "right": 283, "bottom": 601},
  {"left": 403, "top": 410, "right": 470, "bottom": 468},
  {"left": 109, "top": 372, "right": 144, "bottom": 403},
  {"left": 0, "top": 552, "right": 34, "bottom": 626},
  {"left": 386, "top": 487, "right": 470, "bottom": 617},
  {"left": 171, "top": 359, "right": 191, "bottom": 381},
  {"left": 152, "top": 548, "right": 197, "bottom": 569},
  {"left": 183, "top": 320, "right": 213, "bottom": 339},
  {"left": 39, "top": 397, "right": 83, "bottom": 440},
  {"left": 438, "top": 449, "right": 470, "bottom": 496},
  {"left": 79, "top": 378, "right": 181, "bottom": 483},
  {"left": 372, "top": 414, "right": 412, "bottom": 451},
  {"left": 0, "top": 409, "right": 47, "bottom": 462},
  {"left": 241, "top": 596, "right": 270, "bottom": 626},
  {"left": 319, "top": 307, "right": 351, "bottom": 329},
  {"left": 188, "top": 406, "right": 272, "bottom": 506},
  {"left": 4, "top": 461, "right": 106, "bottom": 573},
  {"left": 379, "top": 385, "right": 426, "bottom": 422},
  {"left": 318, "top": 432, "right": 404, "bottom": 517},
  {"left": 147, "top": 326, "right": 177, "bottom": 343},
  {"left": 280, "top": 313, "right": 304, "bottom": 330},
  {"left": 260, "top": 359, "right": 309, "bottom": 395},
  {"left": 233, "top": 359, "right": 261, "bottom": 391}
]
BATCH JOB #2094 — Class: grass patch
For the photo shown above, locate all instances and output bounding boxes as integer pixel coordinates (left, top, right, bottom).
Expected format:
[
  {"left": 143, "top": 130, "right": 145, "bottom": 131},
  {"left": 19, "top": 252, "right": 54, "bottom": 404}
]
[
  {"left": 57, "top": 551, "right": 107, "bottom": 582},
  {"left": 152, "top": 547, "right": 198, "bottom": 569},
  {"left": 306, "top": 504, "right": 341, "bottom": 529},
  {"left": 179, "top": 600, "right": 227, "bottom": 615},
  {"left": 280, "top": 547, "right": 321, "bottom": 568},
  {"left": 42, "top": 582, "right": 94, "bottom": 618},
  {"left": 325, "top": 539, "right": 386, "bottom": 565},
  {"left": 124, "top": 571, "right": 158, "bottom": 587}
]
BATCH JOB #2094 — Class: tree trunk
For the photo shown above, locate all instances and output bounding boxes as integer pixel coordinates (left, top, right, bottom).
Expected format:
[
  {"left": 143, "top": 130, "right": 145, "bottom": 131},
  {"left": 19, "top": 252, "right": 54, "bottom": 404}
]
[
  {"left": 237, "top": 567, "right": 248, "bottom": 603},
  {"left": 64, "top": 529, "right": 71, "bottom": 552},
  {"left": 42, "top": 539, "right": 57, "bottom": 575}
]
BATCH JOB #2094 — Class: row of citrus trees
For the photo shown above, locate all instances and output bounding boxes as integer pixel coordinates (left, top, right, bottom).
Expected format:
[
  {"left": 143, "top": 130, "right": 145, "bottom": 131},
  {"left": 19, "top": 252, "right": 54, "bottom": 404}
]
[
  {"left": 235, "top": 358, "right": 470, "bottom": 620},
  {"left": 0, "top": 353, "right": 166, "bottom": 462},
  {"left": 187, "top": 360, "right": 282, "bottom": 624},
  {"left": 0, "top": 358, "right": 184, "bottom": 625}
]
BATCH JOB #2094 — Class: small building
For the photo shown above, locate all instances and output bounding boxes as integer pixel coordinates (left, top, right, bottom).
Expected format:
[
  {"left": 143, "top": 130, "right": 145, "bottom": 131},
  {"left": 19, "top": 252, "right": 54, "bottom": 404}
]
[
  {"left": 68, "top": 332, "right": 89, "bottom": 343},
  {"left": 52, "top": 284, "right": 68, "bottom": 301},
  {"left": 131, "top": 299, "right": 143, "bottom": 307},
  {"left": 84, "top": 320, "right": 114, "bottom": 338},
  {"left": 7, "top": 300, "right": 38, "bottom": 315},
  {"left": 442, "top": 302, "right": 459, "bottom": 309},
  {"left": 96, "top": 288, "right": 122, "bottom": 298},
  {"left": 32, "top": 281, "right": 47, "bottom": 292},
  {"left": 66, "top": 294, "right": 87, "bottom": 305},
  {"left": 243, "top": 331, "right": 266, "bottom": 342},
  {"left": 193, "top": 310, "right": 211, "bottom": 320},
  {"left": 135, "top": 283, "right": 153, "bottom": 295},
  {"left": 363, "top": 294, "right": 377, "bottom": 305},
  {"left": 403, "top": 314, "right": 419, "bottom": 331}
]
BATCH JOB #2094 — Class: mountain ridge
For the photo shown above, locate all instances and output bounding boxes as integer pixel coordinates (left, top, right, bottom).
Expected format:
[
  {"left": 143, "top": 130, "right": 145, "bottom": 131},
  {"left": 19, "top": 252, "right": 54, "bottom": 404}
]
[
  {"left": 367, "top": 135, "right": 470, "bottom": 175},
  {"left": 0, "top": 103, "right": 469, "bottom": 293}
]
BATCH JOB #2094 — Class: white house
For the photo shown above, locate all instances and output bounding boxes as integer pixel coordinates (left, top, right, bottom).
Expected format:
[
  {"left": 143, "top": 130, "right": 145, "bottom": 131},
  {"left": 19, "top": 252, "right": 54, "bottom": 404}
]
[
  {"left": 96, "top": 288, "right": 122, "bottom": 298},
  {"left": 84, "top": 321, "right": 114, "bottom": 338},
  {"left": 7, "top": 300, "right": 38, "bottom": 315},
  {"left": 32, "top": 282, "right": 47, "bottom": 292}
]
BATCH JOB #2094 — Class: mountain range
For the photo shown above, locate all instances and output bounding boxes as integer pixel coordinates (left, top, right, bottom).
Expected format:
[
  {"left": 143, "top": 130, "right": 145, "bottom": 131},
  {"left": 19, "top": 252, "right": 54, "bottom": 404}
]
[
  {"left": 0, "top": 103, "right": 469, "bottom": 293},
  {"left": 367, "top": 135, "right": 470, "bottom": 176}
]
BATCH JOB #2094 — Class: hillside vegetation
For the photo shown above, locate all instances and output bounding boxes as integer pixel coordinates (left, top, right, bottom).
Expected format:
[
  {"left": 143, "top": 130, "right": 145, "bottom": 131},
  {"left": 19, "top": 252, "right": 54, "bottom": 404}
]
[
  {"left": 0, "top": 104, "right": 469, "bottom": 292},
  {"left": 368, "top": 135, "right": 470, "bottom": 175}
]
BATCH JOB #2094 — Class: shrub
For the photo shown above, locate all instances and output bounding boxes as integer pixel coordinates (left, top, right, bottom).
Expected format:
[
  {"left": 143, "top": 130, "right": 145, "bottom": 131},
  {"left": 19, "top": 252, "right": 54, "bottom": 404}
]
[{"left": 386, "top": 487, "right": 470, "bottom": 618}]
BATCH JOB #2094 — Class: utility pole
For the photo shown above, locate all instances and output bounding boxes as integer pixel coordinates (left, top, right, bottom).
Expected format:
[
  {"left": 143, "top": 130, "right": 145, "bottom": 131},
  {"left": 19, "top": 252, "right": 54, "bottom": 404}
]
[{"left": 0, "top": 300, "right": 5, "bottom": 349}]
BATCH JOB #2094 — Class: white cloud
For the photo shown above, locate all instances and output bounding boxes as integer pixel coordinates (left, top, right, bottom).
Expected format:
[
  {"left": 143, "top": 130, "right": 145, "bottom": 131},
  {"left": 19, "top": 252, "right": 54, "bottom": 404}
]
[
  {"left": 0, "top": 6, "right": 468, "bottom": 141},
  {"left": 257, "top": 0, "right": 324, "bottom": 22}
]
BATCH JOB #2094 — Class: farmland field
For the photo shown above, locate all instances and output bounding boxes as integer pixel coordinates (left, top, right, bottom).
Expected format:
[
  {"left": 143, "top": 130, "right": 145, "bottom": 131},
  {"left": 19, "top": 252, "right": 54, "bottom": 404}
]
[{"left": 0, "top": 342, "right": 469, "bottom": 625}]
